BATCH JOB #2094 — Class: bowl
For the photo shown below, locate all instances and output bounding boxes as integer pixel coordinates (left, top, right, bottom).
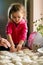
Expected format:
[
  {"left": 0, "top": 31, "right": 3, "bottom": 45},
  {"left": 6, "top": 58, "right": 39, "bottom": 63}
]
[{"left": 37, "top": 47, "right": 43, "bottom": 54}]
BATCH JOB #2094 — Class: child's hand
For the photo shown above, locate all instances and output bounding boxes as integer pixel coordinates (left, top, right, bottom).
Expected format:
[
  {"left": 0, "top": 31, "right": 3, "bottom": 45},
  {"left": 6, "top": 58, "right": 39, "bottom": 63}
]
[
  {"left": 10, "top": 45, "right": 17, "bottom": 52},
  {"left": 17, "top": 44, "right": 22, "bottom": 51}
]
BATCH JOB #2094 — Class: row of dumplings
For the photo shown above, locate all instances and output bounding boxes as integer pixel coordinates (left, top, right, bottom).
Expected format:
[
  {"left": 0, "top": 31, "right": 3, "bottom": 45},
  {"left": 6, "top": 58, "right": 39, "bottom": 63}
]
[{"left": 0, "top": 49, "right": 43, "bottom": 65}]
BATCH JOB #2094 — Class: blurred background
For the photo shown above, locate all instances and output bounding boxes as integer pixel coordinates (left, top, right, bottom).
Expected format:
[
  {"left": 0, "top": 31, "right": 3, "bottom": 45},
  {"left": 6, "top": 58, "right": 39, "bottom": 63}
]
[{"left": 0, "top": 0, "right": 43, "bottom": 38}]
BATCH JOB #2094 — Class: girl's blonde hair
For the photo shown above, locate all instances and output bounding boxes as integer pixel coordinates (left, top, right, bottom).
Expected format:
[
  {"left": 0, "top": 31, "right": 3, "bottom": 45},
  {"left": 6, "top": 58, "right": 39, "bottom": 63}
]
[{"left": 8, "top": 3, "right": 26, "bottom": 19}]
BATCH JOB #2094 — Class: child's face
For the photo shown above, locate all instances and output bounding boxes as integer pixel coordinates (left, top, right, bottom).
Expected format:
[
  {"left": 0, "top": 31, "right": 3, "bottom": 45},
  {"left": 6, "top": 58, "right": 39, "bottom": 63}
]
[{"left": 11, "top": 11, "right": 23, "bottom": 24}]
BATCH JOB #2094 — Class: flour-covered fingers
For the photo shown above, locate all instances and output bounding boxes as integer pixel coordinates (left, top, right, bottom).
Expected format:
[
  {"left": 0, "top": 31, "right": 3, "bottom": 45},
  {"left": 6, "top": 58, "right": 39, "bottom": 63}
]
[{"left": 1, "top": 38, "right": 11, "bottom": 48}]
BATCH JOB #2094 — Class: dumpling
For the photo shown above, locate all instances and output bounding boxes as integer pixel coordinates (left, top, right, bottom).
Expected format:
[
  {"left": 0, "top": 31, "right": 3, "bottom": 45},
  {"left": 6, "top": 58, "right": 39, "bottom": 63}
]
[
  {"left": 15, "top": 62, "right": 22, "bottom": 65},
  {"left": 0, "top": 55, "right": 11, "bottom": 60},
  {"left": 0, "top": 59, "right": 11, "bottom": 63}
]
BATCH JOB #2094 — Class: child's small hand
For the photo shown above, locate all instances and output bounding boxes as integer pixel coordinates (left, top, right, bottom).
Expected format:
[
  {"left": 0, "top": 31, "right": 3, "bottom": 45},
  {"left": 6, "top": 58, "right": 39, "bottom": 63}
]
[
  {"left": 10, "top": 45, "right": 17, "bottom": 52},
  {"left": 17, "top": 44, "right": 22, "bottom": 51}
]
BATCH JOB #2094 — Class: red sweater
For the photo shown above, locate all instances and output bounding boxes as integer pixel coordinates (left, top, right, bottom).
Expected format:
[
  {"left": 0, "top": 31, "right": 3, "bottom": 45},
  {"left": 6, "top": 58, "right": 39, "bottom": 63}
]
[{"left": 6, "top": 19, "right": 28, "bottom": 44}]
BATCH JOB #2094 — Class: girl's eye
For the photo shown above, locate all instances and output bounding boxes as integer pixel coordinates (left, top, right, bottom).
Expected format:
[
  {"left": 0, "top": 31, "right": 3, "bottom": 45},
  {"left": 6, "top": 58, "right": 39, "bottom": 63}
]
[
  {"left": 13, "top": 16, "right": 16, "bottom": 18},
  {"left": 18, "top": 16, "right": 20, "bottom": 18},
  {"left": 13, "top": 16, "right": 20, "bottom": 18}
]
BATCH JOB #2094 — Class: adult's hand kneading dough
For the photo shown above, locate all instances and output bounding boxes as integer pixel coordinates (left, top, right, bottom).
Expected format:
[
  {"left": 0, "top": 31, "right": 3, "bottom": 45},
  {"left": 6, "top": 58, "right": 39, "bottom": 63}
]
[{"left": 0, "top": 38, "right": 11, "bottom": 48}]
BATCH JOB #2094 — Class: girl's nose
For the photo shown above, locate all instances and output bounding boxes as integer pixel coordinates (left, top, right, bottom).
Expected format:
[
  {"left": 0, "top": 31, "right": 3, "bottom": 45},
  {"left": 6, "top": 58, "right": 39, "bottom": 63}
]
[{"left": 16, "top": 18, "right": 19, "bottom": 21}]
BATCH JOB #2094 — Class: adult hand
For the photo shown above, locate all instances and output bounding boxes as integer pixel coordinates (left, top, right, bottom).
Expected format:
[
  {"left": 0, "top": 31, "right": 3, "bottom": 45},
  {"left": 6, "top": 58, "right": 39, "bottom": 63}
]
[{"left": 0, "top": 38, "right": 11, "bottom": 48}]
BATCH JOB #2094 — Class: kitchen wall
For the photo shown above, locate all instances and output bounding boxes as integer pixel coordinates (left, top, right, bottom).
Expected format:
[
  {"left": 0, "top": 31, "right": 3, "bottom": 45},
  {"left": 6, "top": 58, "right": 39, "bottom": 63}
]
[{"left": 33, "top": 0, "right": 43, "bottom": 31}]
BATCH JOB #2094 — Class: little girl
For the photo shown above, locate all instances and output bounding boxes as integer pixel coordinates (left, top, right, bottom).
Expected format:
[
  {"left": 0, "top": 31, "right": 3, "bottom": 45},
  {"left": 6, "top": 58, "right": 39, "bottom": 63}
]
[{"left": 6, "top": 3, "right": 28, "bottom": 52}]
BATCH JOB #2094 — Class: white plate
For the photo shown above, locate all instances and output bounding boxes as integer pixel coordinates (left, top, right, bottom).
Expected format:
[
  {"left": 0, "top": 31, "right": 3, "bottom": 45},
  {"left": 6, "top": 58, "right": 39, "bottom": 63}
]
[{"left": 37, "top": 47, "right": 43, "bottom": 54}]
